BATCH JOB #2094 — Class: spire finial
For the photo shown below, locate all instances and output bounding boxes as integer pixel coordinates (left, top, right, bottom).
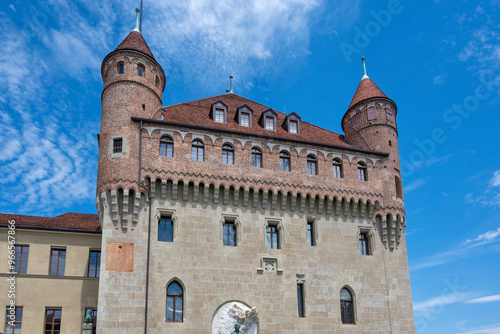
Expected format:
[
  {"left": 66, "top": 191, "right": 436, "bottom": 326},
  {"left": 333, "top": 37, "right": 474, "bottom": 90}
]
[
  {"left": 229, "top": 75, "right": 234, "bottom": 93},
  {"left": 133, "top": 8, "right": 141, "bottom": 32},
  {"left": 361, "top": 56, "right": 369, "bottom": 80}
]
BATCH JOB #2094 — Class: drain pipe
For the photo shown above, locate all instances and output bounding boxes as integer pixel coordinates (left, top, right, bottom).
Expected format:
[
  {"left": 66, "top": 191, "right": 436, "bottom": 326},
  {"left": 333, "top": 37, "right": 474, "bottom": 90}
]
[{"left": 138, "top": 120, "right": 152, "bottom": 334}]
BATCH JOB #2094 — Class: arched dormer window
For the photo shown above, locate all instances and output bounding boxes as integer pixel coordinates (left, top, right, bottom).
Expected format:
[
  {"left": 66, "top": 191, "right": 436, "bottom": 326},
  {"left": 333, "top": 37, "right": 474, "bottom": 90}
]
[
  {"left": 222, "top": 144, "right": 234, "bottom": 164},
  {"left": 166, "top": 281, "right": 183, "bottom": 322},
  {"left": 279, "top": 151, "right": 290, "bottom": 172},
  {"left": 155, "top": 75, "right": 160, "bottom": 88},
  {"left": 357, "top": 161, "right": 367, "bottom": 181},
  {"left": 118, "top": 62, "right": 124, "bottom": 75},
  {"left": 137, "top": 64, "right": 145, "bottom": 77},
  {"left": 191, "top": 140, "right": 204, "bottom": 161},
  {"left": 307, "top": 154, "right": 317, "bottom": 175},
  {"left": 340, "top": 287, "right": 355, "bottom": 324},
  {"left": 160, "top": 136, "right": 173, "bottom": 158},
  {"left": 333, "top": 158, "right": 343, "bottom": 178},
  {"left": 251, "top": 147, "right": 262, "bottom": 168}
]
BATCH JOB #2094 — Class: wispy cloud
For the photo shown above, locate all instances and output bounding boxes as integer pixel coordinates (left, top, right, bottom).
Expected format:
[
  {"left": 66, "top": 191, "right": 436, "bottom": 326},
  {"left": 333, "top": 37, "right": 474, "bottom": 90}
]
[
  {"left": 465, "top": 170, "right": 500, "bottom": 208},
  {"left": 457, "top": 323, "right": 500, "bottom": 334},
  {"left": 464, "top": 227, "right": 500, "bottom": 247},
  {"left": 414, "top": 292, "right": 471, "bottom": 313},
  {"left": 405, "top": 179, "right": 426, "bottom": 193},
  {"left": 491, "top": 170, "right": 500, "bottom": 187},
  {"left": 433, "top": 74, "right": 445, "bottom": 85},
  {"left": 466, "top": 295, "right": 500, "bottom": 304}
]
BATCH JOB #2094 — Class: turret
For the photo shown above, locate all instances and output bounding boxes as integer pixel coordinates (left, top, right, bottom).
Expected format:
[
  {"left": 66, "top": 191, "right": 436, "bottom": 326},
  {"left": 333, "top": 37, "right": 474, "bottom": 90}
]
[
  {"left": 97, "top": 8, "right": 165, "bottom": 195},
  {"left": 341, "top": 57, "right": 404, "bottom": 205}
]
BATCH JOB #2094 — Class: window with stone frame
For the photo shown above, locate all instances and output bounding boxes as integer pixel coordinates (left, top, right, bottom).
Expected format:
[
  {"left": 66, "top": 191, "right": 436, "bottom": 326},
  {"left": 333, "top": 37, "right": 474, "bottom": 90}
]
[
  {"left": 44, "top": 308, "right": 62, "bottom": 334},
  {"left": 113, "top": 138, "right": 123, "bottom": 153},
  {"left": 49, "top": 248, "right": 66, "bottom": 276},
  {"left": 160, "top": 136, "right": 173, "bottom": 157},
  {"left": 333, "top": 158, "right": 343, "bottom": 178},
  {"left": 158, "top": 217, "right": 174, "bottom": 242},
  {"left": 137, "top": 64, "right": 145, "bottom": 77},
  {"left": 307, "top": 221, "right": 315, "bottom": 246},
  {"left": 14, "top": 245, "right": 29, "bottom": 274},
  {"left": 191, "top": 140, "right": 204, "bottom": 161},
  {"left": 297, "top": 283, "right": 305, "bottom": 317},
  {"left": 265, "top": 220, "right": 284, "bottom": 250},
  {"left": 251, "top": 147, "right": 262, "bottom": 168},
  {"left": 359, "top": 232, "right": 370, "bottom": 255},
  {"left": 166, "top": 281, "right": 183, "bottom": 322},
  {"left": 222, "top": 144, "right": 234, "bottom": 164},
  {"left": 279, "top": 151, "right": 290, "bottom": 172},
  {"left": 223, "top": 221, "right": 236, "bottom": 246},
  {"left": 118, "top": 62, "right": 124, "bottom": 74},
  {"left": 307, "top": 155, "right": 317, "bottom": 175},
  {"left": 357, "top": 161, "right": 367, "bottom": 181},
  {"left": 340, "top": 288, "right": 355, "bottom": 324},
  {"left": 88, "top": 250, "right": 101, "bottom": 278},
  {"left": 5, "top": 306, "right": 22, "bottom": 334}
]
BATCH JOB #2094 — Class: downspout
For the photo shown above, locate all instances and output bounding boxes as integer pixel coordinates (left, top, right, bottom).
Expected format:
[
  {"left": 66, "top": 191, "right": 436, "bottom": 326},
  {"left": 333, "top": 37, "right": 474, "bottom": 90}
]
[{"left": 138, "top": 121, "right": 152, "bottom": 334}]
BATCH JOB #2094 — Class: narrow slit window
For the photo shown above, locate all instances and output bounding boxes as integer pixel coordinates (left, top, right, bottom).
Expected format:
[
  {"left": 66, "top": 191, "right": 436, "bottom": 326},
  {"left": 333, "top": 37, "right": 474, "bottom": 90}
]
[
  {"left": 297, "top": 284, "right": 305, "bottom": 317},
  {"left": 138, "top": 64, "right": 144, "bottom": 77},
  {"left": 118, "top": 63, "right": 124, "bottom": 74},
  {"left": 307, "top": 222, "right": 315, "bottom": 246}
]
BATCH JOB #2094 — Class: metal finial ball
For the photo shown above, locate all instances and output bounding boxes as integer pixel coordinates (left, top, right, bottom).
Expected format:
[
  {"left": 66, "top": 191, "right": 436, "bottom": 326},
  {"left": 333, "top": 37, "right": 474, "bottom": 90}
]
[
  {"left": 361, "top": 56, "right": 365, "bottom": 61},
  {"left": 135, "top": 8, "right": 140, "bottom": 13},
  {"left": 229, "top": 75, "right": 233, "bottom": 79}
]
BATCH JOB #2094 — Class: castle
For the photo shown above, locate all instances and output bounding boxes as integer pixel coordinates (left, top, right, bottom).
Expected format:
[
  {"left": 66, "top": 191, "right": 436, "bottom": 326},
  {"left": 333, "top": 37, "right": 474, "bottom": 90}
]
[{"left": 0, "top": 10, "right": 415, "bottom": 334}]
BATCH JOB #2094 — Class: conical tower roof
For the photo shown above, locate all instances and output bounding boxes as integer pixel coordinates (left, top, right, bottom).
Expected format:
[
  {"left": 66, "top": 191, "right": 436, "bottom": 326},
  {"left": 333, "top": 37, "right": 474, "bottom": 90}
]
[
  {"left": 114, "top": 31, "right": 156, "bottom": 61},
  {"left": 347, "top": 56, "right": 388, "bottom": 110}
]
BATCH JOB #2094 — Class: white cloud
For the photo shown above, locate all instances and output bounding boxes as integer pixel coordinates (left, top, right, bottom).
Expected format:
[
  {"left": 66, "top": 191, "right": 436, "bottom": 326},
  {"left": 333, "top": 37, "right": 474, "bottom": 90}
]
[
  {"left": 491, "top": 170, "right": 500, "bottom": 187},
  {"left": 464, "top": 227, "right": 500, "bottom": 247},
  {"left": 458, "top": 323, "right": 500, "bottom": 334},
  {"left": 414, "top": 292, "right": 470, "bottom": 313},
  {"left": 466, "top": 295, "right": 500, "bottom": 304},
  {"left": 433, "top": 74, "right": 445, "bottom": 85},
  {"left": 404, "top": 179, "right": 426, "bottom": 193},
  {"left": 465, "top": 171, "right": 500, "bottom": 207}
]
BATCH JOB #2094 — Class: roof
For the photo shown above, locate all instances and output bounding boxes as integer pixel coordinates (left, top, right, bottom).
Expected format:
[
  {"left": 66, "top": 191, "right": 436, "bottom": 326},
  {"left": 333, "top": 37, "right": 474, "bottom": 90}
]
[
  {"left": 114, "top": 31, "right": 156, "bottom": 60},
  {"left": 161, "top": 93, "right": 353, "bottom": 149},
  {"left": 348, "top": 78, "right": 388, "bottom": 110},
  {"left": 0, "top": 212, "right": 101, "bottom": 233}
]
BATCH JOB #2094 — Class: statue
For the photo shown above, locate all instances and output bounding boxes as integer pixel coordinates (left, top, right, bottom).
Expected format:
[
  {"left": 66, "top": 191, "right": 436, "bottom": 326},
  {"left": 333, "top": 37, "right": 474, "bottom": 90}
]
[
  {"left": 231, "top": 323, "right": 241, "bottom": 334},
  {"left": 84, "top": 309, "right": 94, "bottom": 324}
]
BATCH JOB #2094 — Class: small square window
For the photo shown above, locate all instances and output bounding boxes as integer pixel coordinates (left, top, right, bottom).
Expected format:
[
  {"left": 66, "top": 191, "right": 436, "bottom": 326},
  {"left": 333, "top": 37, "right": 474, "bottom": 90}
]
[{"left": 113, "top": 138, "right": 123, "bottom": 153}]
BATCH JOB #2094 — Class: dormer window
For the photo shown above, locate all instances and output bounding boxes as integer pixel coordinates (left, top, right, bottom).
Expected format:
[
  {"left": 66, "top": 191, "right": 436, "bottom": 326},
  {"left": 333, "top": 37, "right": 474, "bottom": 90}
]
[
  {"left": 285, "top": 112, "right": 301, "bottom": 134},
  {"left": 236, "top": 104, "right": 253, "bottom": 127},
  {"left": 260, "top": 109, "right": 277, "bottom": 131},
  {"left": 211, "top": 100, "right": 228, "bottom": 123}
]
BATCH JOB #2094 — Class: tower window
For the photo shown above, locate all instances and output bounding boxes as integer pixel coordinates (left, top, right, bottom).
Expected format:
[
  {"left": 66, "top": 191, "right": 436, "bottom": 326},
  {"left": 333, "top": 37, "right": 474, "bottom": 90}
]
[
  {"left": 50, "top": 247, "right": 66, "bottom": 276},
  {"left": 367, "top": 106, "right": 377, "bottom": 120},
  {"left": 265, "top": 116, "right": 275, "bottom": 130},
  {"left": 307, "top": 155, "right": 317, "bottom": 175},
  {"left": 214, "top": 108, "right": 225, "bottom": 123},
  {"left": 155, "top": 75, "right": 160, "bottom": 88},
  {"left": 395, "top": 175, "right": 403, "bottom": 199},
  {"left": 113, "top": 138, "right": 123, "bottom": 153},
  {"left": 389, "top": 140, "right": 392, "bottom": 147},
  {"left": 44, "top": 308, "right": 62, "bottom": 334},
  {"left": 87, "top": 250, "right": 101, "bottom": 278},
  {"left": 251, "top": 147, "right": 262, "bottom": 168},
  {"left": 297, "top": 283, "right": 305, "bottom": 317},
  {"left": 357, "top": 162, "right": 367, "bottom": 181},
  {"left": 191, "top": 140, "right": 204, "bottom": 161},
  {"left": 279, "top": 151, "right": 290, "bottom": 172},
  {"left": 240, "top": 112, "right": 251, "bottom": 127},
  {"left": 386, "top": 107, "right": 394, "bottom": 122},
  {"left": 158, "top": 217, "right": 174, "bottom": 242},
  {"left": 118, "top": 63, "right": 124, "bottom": 74},
  {"left": 137, "top": 64, "right": 144, "bottom": 77},
  {"left": 222, "top": 144, "right": 234, "bottom": 164},
  {"left": 142, "top": 104, "right": 145, "bottom": 111},
  {"left": 160, "top": 136, "right": 173, "bottom": 158},
  {"left": 166, "top": 281, "right": 183, "bottom": 322},
  {"left": 340, "top": 288, "right": 355, "bottom": 324},
  {"left": 266, "top": 225, "right": 280, "bottom": 249},
  {"left": 359, "top": 232, "right": 371, "bottom": 255},
  {"left": 307, "top": 222, "right": 315, "bottom": 246},
  {"left": 223, "top": 222, "right": 236, "bottom": 246},
  {"left": 350, "top": 114, "right": 358, "bottom": 126},
  {"left": 332, "top": 158, "right": 343, "bottom": 178}
]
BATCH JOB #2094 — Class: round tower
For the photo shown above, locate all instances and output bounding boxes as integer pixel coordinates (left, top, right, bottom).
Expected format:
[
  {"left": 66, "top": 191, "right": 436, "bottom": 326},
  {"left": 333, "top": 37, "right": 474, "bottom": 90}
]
[
  {"left": 97, "top": 8, "right": 166, "bottom": 195},
  {"left": 341, "top": 57, "right": 403, "bottom": 204}
]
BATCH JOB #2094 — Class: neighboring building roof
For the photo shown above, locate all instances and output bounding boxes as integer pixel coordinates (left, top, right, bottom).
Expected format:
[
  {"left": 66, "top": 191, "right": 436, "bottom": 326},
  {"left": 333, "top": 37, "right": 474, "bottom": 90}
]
[
  {"left": 0, "top": 212, "right": 101, "bottom": 233},
  {"left": 347, "top": 78, "right": 388, "bottom": 110},
  {"left": 114, "top": 31, "right": 156, "bottom": 60},
  {"left": 161, "top": 93, "right": 353, "bottom": 149}
]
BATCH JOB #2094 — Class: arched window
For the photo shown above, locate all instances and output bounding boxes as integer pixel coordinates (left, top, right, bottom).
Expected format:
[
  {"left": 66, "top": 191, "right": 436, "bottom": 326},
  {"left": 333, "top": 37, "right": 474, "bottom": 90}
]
[
  {"left": 333, "top": 158, "right": 343, "bottom": 178},
  {"left": 222, "top": 144, "right": 234, "bottom": 164},
  {"left": 307, "top": 155, "right": 317, "bottom": 175},
  {"left": 192, "top": 140, "right": 204, "bottom": 161},
  {"left": 155, "top": 75, "right": 160, "bottom": 88},
  {"left": 251, "top": 147, "right": 262, "bottom": 168},
  {"left": 357, "top": 162, "right": 367, "bottom": 181},
  {"left": 279, "top": 151, "right": 290, "bottom": 172},
  {"left": 137, "top": 64, "right": 144, "bottom": 77},
  {"left": 118, "top": 62, "right": 124, "bottom": 74},
  {"left": 166, "top": 281, "right": 183, "bottom": 322},
  {"left": 160, "top": 136, "right": 173, "bottom": 158},
  {"left": 340, "top": 288, "right": 355, "bottom": 324}
]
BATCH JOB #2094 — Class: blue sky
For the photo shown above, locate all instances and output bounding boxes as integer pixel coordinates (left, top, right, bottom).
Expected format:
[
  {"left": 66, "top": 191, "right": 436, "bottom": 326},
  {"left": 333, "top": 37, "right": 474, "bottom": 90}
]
[{"left": 1, "top": 0, "right": 499, "bottom": 332}]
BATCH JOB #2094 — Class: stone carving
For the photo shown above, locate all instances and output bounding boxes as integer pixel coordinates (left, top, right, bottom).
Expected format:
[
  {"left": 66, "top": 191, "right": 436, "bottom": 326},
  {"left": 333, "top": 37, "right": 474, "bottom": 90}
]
[
  {"left": 264, "top": 259, "right": 276, "bottom": 272},
  {"left": 212, "top": 302, "right": 258, "bottom": 334}
]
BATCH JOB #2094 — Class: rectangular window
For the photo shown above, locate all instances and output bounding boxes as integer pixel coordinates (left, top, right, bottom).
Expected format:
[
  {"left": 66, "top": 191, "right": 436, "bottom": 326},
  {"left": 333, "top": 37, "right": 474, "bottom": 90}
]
[
  {"left": 350, "top": 114, "right": 357, "bottom": 126},
  {"left": 223, "top": 223, "right": 236, "bottom": 246},
  {"left": 266, "top": 226, "right": 279, "bottom": 249},
  {"left": 251, "top": 151, "right": 261, "bottom": 168},
  {"left": 113, "top": 138, "right": 122, "bottom": 153},
  {"left": 359, "top": 233, "right": 370, "bottom": 255},
  {"left": 14, "top": 245, "right": 29, "bottom": 274},
  {"left": 240, "top": 112, "right": 250, "bottom": 127},
  {"left": 88, "top": 250, "right": 101, "bottom": 278},
  {"left": 297, "top": 284, "right": 305, "bottom": 317},
  {"left": 386, "top": 107, "right": 394, "bottom": 122},
  {"left": 265, "top": 116, "right": 275, "bottom": 130},
  {"left": 50, "top": 248, "right": 66, "bottom": 276},
  {"left": 307, "top": 222, "right": 315, "bottom": 246},
  {"left": 44, "top": 308, "right": 62, "bottom": 334},
  {"left": 289, "top": 120, "right": 298, "bottom": 134},
  {"left": 84, "top": 308, "right": 97, "bottom": 334},
  {"left": 214, "top": 108, "right": 225, "bottom": 123},
  {"left": 5, "top": 306, "right": 22, "bottom": 334},
  {"left": 367, "top": 106, "right": 377, "bottom": 120},
  {"left": 307, "top": 161, "right": 317, "bottom": 175},
  {"left": 158, "top": 217, "right": 174, "bottom": 242}
]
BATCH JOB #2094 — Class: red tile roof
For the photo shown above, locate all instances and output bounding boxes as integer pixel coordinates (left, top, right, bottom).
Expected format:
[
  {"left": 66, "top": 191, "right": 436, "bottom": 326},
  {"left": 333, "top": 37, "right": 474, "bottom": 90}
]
[
  {"left": 161, "top": 94, "right": 353, "bottom": 149},
  {"left": 0, "top": 213, "right": 101, "bottom": 232},
  {"left": 114, "top": 31, "right": 156, "bottom": 60},
  {"left": 348, "top": 78, "right": 388, "bottom": 110}
]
